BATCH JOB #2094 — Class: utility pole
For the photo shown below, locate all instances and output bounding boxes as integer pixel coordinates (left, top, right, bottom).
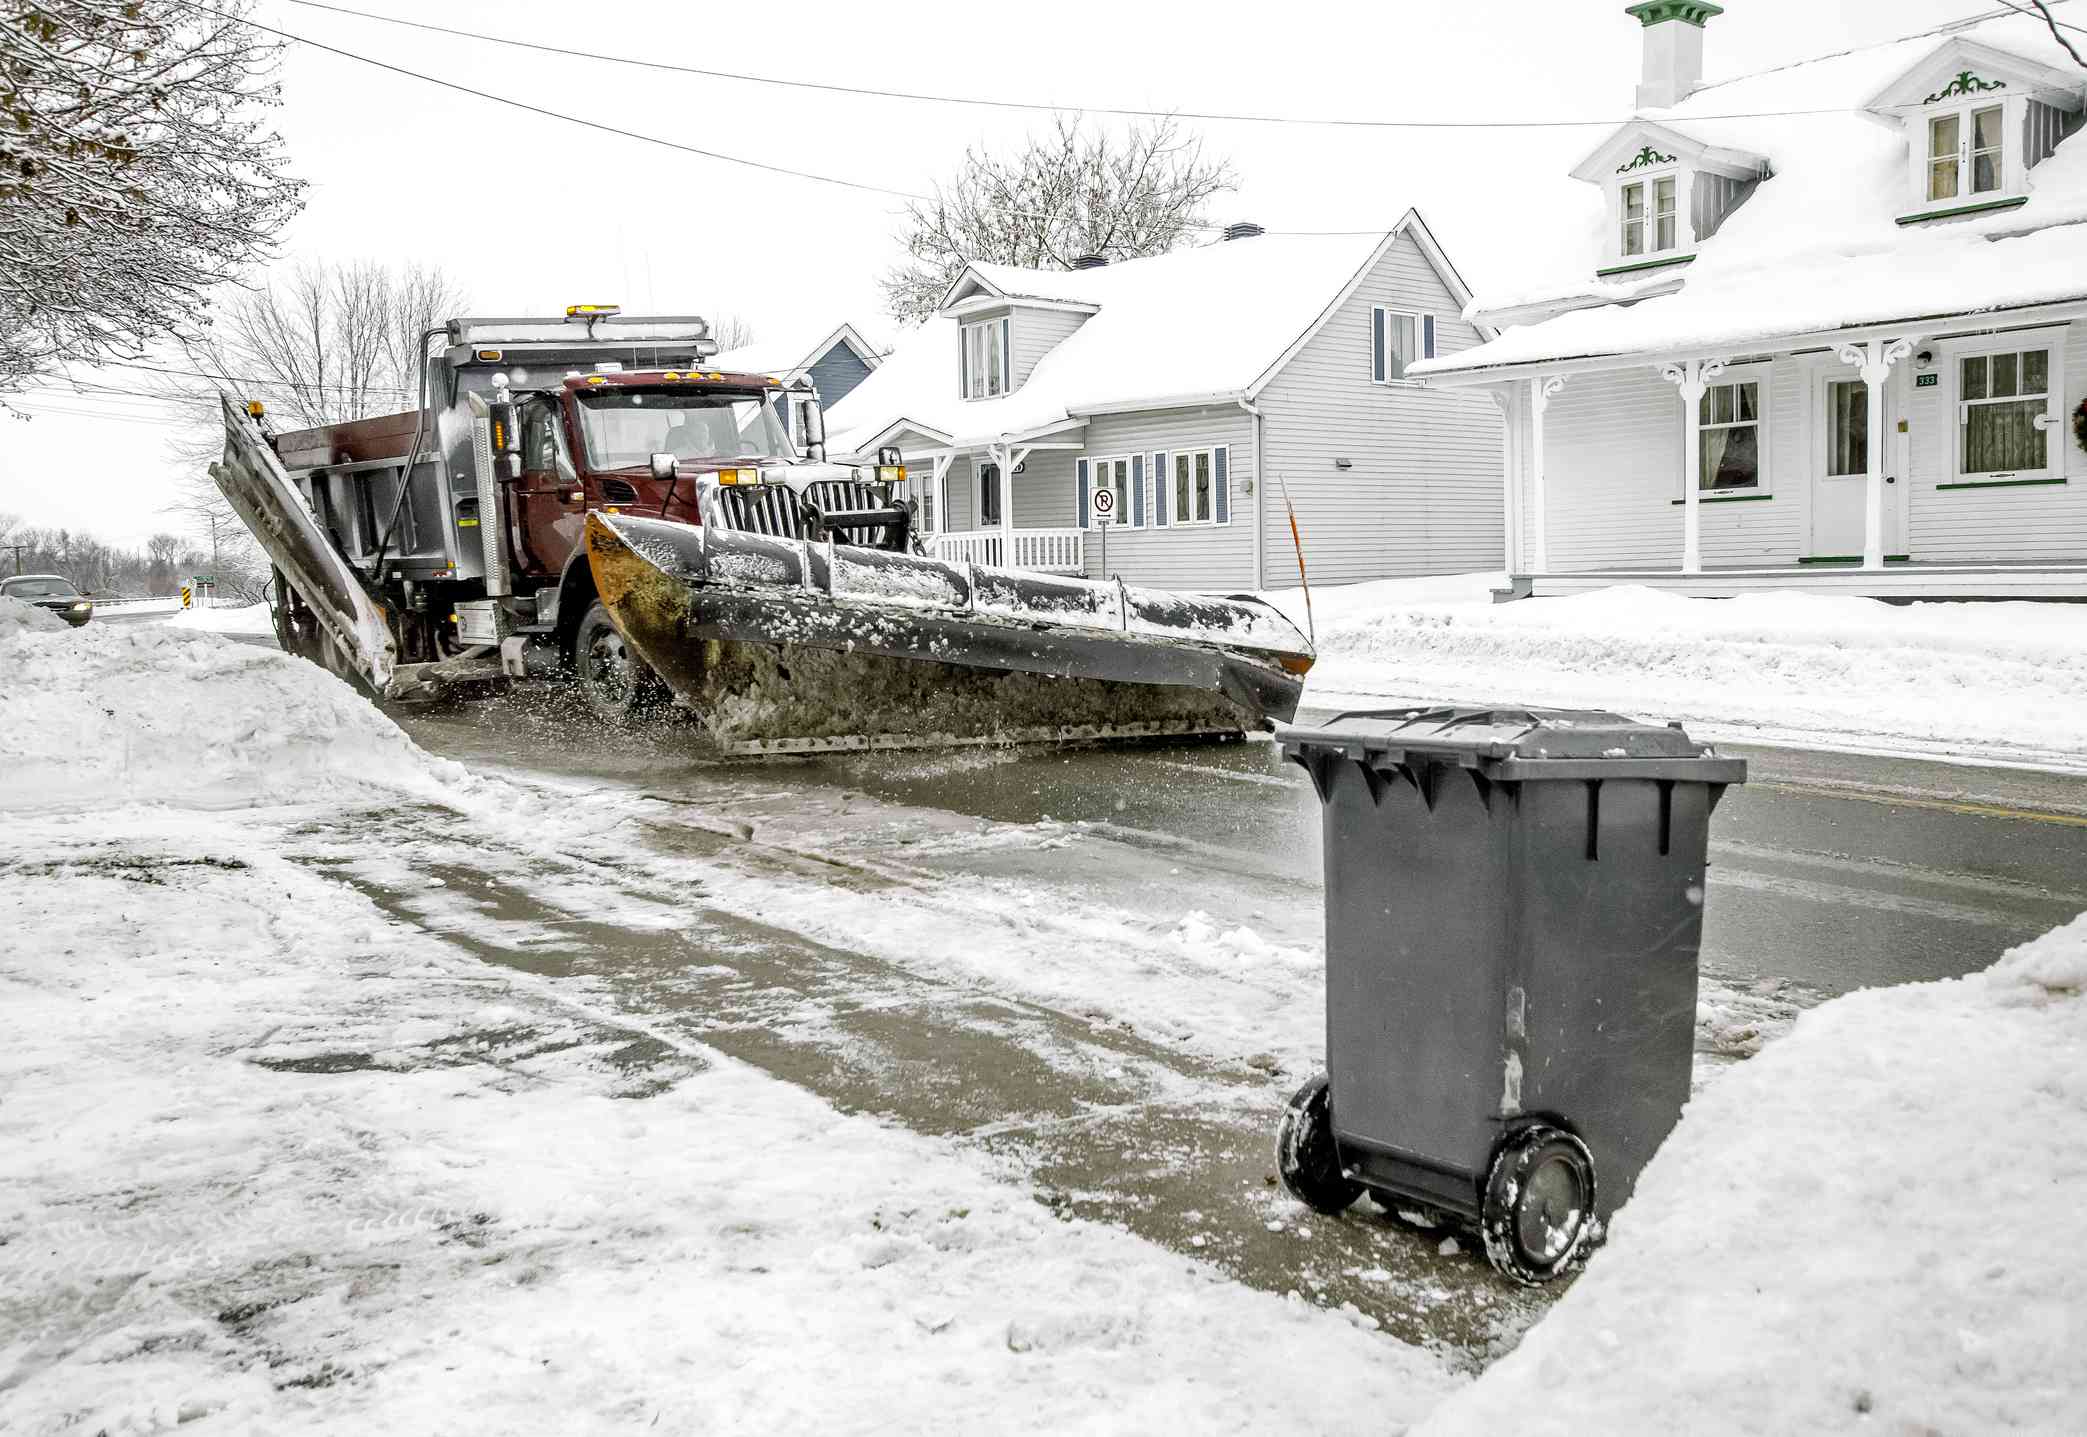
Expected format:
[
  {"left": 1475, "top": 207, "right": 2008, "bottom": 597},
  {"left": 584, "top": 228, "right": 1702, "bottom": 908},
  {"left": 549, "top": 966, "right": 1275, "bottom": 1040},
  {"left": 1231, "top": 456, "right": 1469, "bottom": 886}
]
[{"left": 3, "top": 543, "right": 27, "bottom": 575}]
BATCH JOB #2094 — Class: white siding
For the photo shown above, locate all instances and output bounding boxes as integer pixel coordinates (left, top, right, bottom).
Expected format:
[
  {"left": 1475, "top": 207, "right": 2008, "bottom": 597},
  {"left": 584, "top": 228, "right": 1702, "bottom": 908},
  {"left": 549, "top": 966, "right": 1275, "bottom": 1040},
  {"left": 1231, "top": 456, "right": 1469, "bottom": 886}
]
[
  {"left": 1254, "top": 231, "right": 1505, "bottom": 588},
  {"left": 1511, "top": 319, "right": 2087, "bottom": 573},
  {"left": 1011, "top": 306, "right": 1087, "bottom": 391},
  {"left": 1905, "top": 318, "right": 2087, "bottom": 562}
]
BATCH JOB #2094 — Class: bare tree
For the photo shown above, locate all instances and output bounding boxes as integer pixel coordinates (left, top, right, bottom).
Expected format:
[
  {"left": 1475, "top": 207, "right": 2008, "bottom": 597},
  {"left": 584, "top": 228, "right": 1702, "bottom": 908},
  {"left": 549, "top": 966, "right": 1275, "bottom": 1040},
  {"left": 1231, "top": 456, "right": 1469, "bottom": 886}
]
[
  {"left": 883, "top": 116, "right": 1238, "bottom": 326},
  {"left": 710, "top": 312, "right": 757, "bottom": 352},
  {"left": 2007, "top": 1, "right": 2085, "bottom": 67},
  {"left": 147, "top": 257, "right": 464, "bottom": 574},
  {"left": 0, "top": 1, "right": 304, "bottom": 399}
]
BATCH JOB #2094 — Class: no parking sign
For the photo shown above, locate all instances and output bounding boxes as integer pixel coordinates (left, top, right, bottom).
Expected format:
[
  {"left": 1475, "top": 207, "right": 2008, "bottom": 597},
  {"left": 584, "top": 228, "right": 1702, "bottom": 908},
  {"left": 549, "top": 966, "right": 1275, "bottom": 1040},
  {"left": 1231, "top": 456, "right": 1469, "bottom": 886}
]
[{"left": 1092, "top": 488, "right": 1115, "bottom": 523}]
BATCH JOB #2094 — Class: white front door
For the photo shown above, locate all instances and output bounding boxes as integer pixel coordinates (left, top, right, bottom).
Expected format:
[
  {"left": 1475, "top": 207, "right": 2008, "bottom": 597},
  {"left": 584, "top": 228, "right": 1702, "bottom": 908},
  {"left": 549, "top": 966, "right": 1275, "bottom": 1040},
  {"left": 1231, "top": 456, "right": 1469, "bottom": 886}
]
[{"left": 1809, "top": 367, "right": 1909, "bottom": 559}]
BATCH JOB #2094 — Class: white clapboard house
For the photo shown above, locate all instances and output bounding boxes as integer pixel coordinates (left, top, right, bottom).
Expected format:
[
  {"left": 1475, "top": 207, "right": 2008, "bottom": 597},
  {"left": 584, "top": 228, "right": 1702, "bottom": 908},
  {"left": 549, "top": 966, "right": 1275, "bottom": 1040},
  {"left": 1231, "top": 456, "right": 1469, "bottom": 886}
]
[
  {"left": 825, "top": 215, "right": 1504, "bottom": 592},
  {"left": 1413, "top": 1, "right": 2087, "bottom": 599}
]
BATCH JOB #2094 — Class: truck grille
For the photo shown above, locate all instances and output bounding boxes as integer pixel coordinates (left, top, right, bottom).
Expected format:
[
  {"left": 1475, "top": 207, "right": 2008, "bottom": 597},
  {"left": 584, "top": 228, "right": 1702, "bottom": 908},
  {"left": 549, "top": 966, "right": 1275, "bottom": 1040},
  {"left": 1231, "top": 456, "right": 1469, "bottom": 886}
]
[{"left": 713, "top": 480, "right": 888, "bottom": 545}]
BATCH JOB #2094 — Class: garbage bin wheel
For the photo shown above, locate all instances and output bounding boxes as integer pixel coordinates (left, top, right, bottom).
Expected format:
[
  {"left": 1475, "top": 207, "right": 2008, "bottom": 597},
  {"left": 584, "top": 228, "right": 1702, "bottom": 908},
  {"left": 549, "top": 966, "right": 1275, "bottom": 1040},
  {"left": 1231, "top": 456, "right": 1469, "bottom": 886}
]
[
  {"left": 1480, "top": 1124, "right": 1597, "bottom": 1286},
  {"left": 1275, "top": 1073, "right": 1362, "bottom": 1216}
]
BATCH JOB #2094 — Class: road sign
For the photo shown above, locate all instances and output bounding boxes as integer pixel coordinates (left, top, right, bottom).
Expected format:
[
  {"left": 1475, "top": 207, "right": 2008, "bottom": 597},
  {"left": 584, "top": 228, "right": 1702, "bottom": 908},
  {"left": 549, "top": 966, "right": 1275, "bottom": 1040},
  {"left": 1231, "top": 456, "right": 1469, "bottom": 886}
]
[
  {"left": 193, "top": 574, "right": 217, "bottom": 585},
  {"left": 180, "top": 585, "right": 192, "bottom": 609},
  {"left": 1092, "top": 488, "right": 1115, "bottom": 523}
]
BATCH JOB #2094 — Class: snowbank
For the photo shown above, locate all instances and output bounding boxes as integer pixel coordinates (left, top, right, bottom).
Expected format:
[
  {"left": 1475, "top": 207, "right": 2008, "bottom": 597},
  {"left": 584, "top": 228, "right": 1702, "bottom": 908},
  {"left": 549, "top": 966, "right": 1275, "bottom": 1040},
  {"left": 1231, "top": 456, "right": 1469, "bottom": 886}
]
[
  {"left": 0, "top": 594, "right": 66, "bottom": 635},
  {"left": 1277, "top": 577, "right": 2087, "bottom": 763},
  {"left": 1421, "top": 910, "right": 2087, "bottom": 1435},
  {"left": 0, "top": 618, "right": 469, "bottom": 813},
  {"left": 159, "top": 601, "right": 276, "bottom": 636}
]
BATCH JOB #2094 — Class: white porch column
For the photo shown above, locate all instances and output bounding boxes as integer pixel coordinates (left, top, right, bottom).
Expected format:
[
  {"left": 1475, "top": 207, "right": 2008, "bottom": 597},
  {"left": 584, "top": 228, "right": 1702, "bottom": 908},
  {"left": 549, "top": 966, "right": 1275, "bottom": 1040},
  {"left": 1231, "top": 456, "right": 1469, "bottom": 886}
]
[
  {"left": 927, "top": 454, "right": 951, "bottom": 536},
  {"left": 1527, "top": 375, "right": 1566, "bottom": 574},
  {"left": 1658, "top": 358, "right": 1727, "bottom": 574},
  {"left": 1487, "top": 387, "right": 1518, "bottom": 572},
  {"left": 995, "top": 443, "right": 1015, "bottom": 547},
  {"left": 1835, "top": 337, "right": 1916, "bottom": 570}
]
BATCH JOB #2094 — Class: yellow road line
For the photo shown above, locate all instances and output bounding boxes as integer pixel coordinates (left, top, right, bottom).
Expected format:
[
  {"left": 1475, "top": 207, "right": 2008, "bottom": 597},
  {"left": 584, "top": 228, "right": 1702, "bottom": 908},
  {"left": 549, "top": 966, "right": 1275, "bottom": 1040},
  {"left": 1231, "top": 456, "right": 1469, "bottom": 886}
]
[{"left": 1756, "top": 782, "right": 2087, "bottom": 828}]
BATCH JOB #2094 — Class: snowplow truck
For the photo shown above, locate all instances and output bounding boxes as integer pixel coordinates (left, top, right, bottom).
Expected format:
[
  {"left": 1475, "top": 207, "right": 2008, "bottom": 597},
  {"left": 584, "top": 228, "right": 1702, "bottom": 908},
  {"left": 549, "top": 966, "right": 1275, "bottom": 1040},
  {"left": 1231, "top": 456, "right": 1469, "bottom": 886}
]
[{"left": 210, "top": 308, "right": 1315, "bottom": 753}]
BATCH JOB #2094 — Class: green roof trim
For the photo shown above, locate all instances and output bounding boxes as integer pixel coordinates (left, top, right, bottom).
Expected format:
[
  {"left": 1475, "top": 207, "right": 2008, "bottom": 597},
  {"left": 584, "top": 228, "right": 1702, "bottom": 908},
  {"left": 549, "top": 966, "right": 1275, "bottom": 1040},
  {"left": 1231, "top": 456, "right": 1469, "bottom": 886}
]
[
  {"left": 1894, "top": 195, "right": 2028, "bottom": 226},
  {"left": 1797, "top": 554, "right": 1912, "bottom": 565},
  {"left": 1625, "top": 1, "right": 1724, "bottom": 26},
  {"left": 1595, "top": 252, "right": 1697, "bottom": 278},
  {"left": 1670, "top": 493, "right": 1772, "bottom": 504}
]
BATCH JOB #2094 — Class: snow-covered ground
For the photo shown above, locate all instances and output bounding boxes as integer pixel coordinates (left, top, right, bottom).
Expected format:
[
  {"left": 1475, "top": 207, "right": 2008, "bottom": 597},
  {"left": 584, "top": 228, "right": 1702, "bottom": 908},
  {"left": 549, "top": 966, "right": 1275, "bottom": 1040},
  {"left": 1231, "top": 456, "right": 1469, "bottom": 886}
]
[
  {"left": 1270, "top": 575, "right": 2087, "bottom": 768},
  {"left": 1422, "top": 910, "right": 2087, "bottom": 1434},
  {"left": 0, "top": 604, "right": 1459, "bottom": 1431},
  {"left": 6, "top": 600, "right": 2084, "bottom": 1431}
]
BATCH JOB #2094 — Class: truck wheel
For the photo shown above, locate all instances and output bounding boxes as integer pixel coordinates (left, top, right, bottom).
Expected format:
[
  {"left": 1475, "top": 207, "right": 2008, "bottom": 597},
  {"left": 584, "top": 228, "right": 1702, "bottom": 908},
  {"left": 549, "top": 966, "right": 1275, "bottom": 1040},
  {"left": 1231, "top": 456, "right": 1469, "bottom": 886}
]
[
  {"left": 1275, "top": 1073, "right": 1362, "bottom": 1215},
  {"left": 1479, "top": 1124, "right": 1597, "bottom": 1286},
  {"left": 572, "top": 600, "right": 667, "bottom": 726}
]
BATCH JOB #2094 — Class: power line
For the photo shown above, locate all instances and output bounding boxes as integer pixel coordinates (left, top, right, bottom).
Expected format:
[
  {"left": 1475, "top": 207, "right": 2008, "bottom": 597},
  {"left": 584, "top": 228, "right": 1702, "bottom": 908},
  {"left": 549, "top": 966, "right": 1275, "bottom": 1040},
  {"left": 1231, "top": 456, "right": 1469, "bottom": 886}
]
[
  {"left": 275, "top": 0, "right": 2046, "bottom": 128},
  {"left": 90, "top": 357, "right": 413, "bottom": 395},
  {"left": 209, "top": 3, "right": 930, "bottom": 203}
]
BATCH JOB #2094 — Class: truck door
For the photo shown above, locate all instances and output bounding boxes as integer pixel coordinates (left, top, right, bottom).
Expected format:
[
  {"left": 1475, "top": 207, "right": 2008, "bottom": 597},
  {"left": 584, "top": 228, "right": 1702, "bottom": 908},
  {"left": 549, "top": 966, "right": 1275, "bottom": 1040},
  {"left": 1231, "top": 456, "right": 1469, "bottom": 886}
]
[{"left": 512, "top": 398, "right": 585, "bottom": 577}]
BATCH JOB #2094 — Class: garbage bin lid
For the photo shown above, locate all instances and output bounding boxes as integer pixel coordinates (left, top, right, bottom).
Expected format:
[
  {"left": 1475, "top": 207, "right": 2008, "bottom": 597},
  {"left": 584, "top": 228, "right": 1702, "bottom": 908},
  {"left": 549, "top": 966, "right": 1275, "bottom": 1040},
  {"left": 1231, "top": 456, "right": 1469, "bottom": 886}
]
[{"left": 1276, "top": 707, "right": 1746, "bottom": 783}]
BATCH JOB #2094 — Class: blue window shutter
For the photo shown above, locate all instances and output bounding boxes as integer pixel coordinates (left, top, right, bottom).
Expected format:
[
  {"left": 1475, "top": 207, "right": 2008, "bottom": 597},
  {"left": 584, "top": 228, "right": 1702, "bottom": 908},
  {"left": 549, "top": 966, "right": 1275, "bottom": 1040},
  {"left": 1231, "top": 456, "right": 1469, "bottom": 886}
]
[
  {"left": 959, "top": 330, "right": 969, "bottom": 398},
  {"left": 1130, "top": 453, "right": 1145, "bottom": 528},
  {"left": 1153, "top": 452, "right": 1169, "bottom": 526},
  {"left": 1000, "top": 318, "right": 1011, "bottom": 391},
  {"left": 1423, "top": 314, "right": 1437, "bottom": 359},
  {"left": 1214, "top": 447, "right": 1230, "bottom": 525},
  {"left": 1077, "top": 458, "right": 1090, "bottom": 529},
  {"left": 1371, "top": 307, "right": 1387, "bottom": 383}
]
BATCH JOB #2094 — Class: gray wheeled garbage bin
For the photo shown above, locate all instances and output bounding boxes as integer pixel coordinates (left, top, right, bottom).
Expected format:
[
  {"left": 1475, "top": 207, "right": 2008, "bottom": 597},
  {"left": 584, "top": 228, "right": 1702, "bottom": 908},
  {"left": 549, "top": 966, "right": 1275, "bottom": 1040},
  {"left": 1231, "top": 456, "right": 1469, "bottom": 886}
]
[{"left": 1272, "top": 708, "right": 1745, "bottom": 1284}]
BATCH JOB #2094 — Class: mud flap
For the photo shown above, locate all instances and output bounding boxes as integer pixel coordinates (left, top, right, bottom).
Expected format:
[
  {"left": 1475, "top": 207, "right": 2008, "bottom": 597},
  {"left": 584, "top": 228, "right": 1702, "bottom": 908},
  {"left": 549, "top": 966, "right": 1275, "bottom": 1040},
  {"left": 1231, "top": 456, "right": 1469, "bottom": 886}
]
[
  {"left": 210, "top": 396, "right": 397, "bottom": 694},
  {"left": 585, "top": 511, "right": 1313, "bottom": 753}
]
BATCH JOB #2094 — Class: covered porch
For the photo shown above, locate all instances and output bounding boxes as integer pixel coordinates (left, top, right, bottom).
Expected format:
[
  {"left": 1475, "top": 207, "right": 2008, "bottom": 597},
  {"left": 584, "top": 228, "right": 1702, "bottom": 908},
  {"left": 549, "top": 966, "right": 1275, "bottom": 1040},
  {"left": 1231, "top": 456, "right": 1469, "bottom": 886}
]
[
  {"left": 1454, "top": 298, "right": 2087, "bottom": 601},
  {"left": 849, "top": 419, "right": 1089, "bottom": 575}
]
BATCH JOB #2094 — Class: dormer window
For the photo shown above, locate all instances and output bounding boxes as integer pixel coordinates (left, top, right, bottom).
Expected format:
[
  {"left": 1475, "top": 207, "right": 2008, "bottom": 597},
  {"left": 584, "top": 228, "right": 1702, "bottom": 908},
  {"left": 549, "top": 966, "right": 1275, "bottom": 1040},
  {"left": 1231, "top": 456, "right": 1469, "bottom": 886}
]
[
  {"left": 960, "top": 317, "right": 1009, "bottom": 400},
  {"left": 1926, "top": 104, "right": 2004, "bottom": 202},
  {"left": 1869, "top": 42, "right": 2086, "bottom": 226},
  {"left": 1621, "top": 173, "right": 1678, "bottom": 257}
]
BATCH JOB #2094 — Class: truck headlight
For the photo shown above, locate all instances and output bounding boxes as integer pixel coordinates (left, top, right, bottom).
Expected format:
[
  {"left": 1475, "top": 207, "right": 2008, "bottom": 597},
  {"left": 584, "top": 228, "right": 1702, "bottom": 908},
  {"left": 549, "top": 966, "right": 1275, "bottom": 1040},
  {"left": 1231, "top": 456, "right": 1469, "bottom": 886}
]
[
  {"left": 71, "top": 601, "right": 89, "bottom": 611},
  {"left": 875, "top": 465, "right": 906, "bottom": 485}
]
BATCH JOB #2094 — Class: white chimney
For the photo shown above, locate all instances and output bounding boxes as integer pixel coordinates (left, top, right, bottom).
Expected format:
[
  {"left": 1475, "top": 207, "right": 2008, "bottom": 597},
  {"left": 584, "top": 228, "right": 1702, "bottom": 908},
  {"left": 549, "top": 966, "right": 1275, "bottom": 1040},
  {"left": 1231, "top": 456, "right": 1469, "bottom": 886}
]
[{"left": 1628, "top": 1, "right": 1722, "bottom": 110}]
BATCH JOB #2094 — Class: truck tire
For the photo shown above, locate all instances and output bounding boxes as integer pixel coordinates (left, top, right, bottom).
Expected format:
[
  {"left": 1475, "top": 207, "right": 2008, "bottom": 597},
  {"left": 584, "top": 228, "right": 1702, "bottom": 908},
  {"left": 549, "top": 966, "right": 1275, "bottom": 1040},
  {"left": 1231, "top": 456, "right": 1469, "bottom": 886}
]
[
  {"left": 572, "top": 599, "right": 668, "bottom": 726},
  {"left": 1479, "top": 1123, "right": 1597, "bottom": 1286},
  {"left": 1275, "top": 1072, "right": 1362, "bottom": 1215}
]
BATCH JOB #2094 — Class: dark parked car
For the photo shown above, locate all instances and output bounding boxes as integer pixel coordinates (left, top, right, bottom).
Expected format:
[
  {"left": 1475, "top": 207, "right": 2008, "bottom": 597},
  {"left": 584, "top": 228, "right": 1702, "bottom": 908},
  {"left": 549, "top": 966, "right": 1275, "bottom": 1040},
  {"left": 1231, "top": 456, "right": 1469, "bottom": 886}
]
[{"left": 1, "top": 573, "right": 94, "bottom": 626}]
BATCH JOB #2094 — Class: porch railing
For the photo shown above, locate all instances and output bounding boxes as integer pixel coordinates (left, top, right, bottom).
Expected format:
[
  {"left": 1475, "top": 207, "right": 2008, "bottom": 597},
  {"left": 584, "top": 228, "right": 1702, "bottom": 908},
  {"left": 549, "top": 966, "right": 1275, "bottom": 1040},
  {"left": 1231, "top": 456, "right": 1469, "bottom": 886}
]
[{"left": 929, "top": 528, "right": 1085, "bottom": 574}]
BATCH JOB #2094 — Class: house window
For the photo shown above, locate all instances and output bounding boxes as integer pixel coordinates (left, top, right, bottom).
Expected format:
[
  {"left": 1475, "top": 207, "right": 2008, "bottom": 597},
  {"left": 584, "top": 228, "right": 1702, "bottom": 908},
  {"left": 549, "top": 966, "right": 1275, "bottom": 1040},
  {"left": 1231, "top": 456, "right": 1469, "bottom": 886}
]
[
  {"left": 961, "top": 318, "right": 1009, "bottom": 400},
  {"left": 978, "top": 461, "right": 1001, "bottom": 527},
  {"left": 1621, "top": 175, "right": 1677, "bottom": 258},
  {"left": 1171, "top": 449, "right": 1216, "bottom": 525},
  {"left": 1370, "top": 308, "right": 1428, "bottom": 383},
  {"left": 1959, "top": 347, "right": 2051, "bottom": 476},
  {"left": 1927, "top": 105, "right": 2004, "bottom": 202},
  {"left": 1088, "top": 456, "right": 1131, "bottom": 528},
  {"left": 1825, "top": 379, "right": 1867, "bottom": 477},
  {"left": 1698, "top": 379, "right": 1761, "bottom": 491}
]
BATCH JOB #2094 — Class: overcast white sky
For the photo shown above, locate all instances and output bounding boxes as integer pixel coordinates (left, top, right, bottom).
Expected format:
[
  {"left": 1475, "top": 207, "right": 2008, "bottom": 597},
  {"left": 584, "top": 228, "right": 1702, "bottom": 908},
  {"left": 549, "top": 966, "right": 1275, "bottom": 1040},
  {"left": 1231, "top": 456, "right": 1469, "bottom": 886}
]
[{"left": 0, "top": 0, "right": 2007, "bottom": 550}]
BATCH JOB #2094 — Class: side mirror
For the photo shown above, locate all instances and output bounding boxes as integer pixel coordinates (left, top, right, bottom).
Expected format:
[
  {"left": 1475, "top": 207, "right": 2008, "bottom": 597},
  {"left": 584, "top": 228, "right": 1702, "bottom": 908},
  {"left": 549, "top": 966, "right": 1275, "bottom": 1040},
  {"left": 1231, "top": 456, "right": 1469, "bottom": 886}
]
[{"left": 649, "top": 453, "right": 677, "bottom": 484}]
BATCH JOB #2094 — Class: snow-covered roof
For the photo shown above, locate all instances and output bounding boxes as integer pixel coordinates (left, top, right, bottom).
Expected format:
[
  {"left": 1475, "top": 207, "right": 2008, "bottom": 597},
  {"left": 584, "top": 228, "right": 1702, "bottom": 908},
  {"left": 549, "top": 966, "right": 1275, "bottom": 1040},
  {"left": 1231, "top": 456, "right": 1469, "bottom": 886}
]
[
  {"left": 710, "top": 321, "right": 883, "bottom": 381},
  {"left": 829, "top": 215, "right": 1462, "bottom": 452},
  {"left": 1415, "top": 9, "right": 2087, "bottom": 380}
]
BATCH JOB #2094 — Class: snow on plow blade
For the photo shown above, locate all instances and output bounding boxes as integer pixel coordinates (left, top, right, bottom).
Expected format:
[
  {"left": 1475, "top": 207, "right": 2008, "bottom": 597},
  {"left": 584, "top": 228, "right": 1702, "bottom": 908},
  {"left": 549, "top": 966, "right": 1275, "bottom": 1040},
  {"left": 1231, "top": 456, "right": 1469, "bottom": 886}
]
[
  {"left": 585, "top": 511, "right": 1314, "bottom": 754},
  {"left": 208, "top": 396, "right": 397, "bottom": 693}
]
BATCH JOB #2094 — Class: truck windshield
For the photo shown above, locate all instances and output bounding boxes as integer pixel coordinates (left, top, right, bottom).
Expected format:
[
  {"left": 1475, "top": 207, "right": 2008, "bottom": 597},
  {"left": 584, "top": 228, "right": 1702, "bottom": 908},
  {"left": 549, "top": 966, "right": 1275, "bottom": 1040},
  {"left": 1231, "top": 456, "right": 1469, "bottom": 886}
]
[{"left": 574, "top": 389, "right": 795, "bottom": 469}]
